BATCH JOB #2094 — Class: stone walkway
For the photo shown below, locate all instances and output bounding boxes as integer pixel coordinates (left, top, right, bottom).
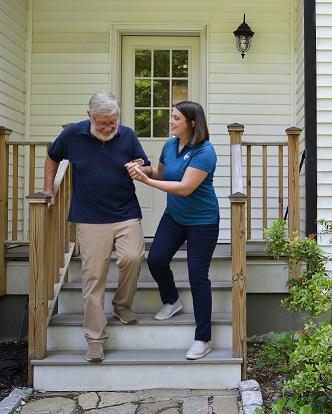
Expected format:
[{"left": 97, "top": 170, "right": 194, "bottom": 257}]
[{"left": 0, "top": 381, "right": 263, "bottom": 414}]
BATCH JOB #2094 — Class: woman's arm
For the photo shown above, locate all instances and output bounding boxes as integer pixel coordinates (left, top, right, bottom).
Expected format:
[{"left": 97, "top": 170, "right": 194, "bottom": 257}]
[{"left": 129, "top": 164, "right": 208, "bottom": 197}]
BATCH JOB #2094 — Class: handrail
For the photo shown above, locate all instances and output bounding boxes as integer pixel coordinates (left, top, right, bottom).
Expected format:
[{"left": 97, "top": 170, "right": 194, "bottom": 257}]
[
  {"left": 26, "top": 159, "right": 74, "bottom": 385},
  {"left": 227, "top": 123, "right": 248, "bottom": 380},
  {"left": 227, "top": 123, "right": 302, "bottom": 380}
]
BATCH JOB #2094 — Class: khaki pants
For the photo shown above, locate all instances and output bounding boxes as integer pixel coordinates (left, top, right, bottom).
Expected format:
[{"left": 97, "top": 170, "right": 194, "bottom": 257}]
[{"left": 77, "top": 219, "right": 145, "bottom": 343}]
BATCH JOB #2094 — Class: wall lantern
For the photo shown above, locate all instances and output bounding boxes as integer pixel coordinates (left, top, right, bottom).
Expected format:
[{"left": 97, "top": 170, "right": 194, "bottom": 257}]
[{"left": 233, "top": 14, "right": 254, "bottom": 58}]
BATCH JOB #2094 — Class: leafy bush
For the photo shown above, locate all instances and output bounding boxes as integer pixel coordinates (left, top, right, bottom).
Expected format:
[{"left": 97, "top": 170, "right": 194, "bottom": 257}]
[{"left": 255, "top": 219, "right": 332, "bottom": 413}]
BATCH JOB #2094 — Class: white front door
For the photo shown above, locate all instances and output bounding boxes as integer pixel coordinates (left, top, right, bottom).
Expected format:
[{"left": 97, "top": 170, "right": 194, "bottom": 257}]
[{"left": 121, "top": 36, "right": 200, "bottom": 237}]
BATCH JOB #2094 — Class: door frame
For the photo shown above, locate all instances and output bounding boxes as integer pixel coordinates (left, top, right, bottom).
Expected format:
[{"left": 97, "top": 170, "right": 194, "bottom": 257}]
[{"left": 109, "top": 23, "right": 209, "bottom": 114}]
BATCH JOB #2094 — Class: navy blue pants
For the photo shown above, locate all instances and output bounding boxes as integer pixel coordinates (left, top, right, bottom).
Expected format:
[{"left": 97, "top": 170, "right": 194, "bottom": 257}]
[{"left": 148, "top": 213, "right": 219, "bottom": 342}]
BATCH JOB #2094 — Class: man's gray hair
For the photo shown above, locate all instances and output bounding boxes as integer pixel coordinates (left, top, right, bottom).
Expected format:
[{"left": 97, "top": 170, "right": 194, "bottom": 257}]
[{"left": 89, "top": 91, "right": 121, "bottom": 117}]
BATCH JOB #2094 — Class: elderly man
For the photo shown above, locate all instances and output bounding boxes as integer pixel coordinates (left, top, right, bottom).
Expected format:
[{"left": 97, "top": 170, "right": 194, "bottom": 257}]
[{"left": 43, "top": 91, "right": 152, "bottom": 362}]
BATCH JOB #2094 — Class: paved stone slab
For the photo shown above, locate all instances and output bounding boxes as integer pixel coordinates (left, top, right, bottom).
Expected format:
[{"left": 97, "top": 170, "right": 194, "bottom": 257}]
[
  {"left": 98, "top": 391, "right": 138, "bottom": 408},
  {"left": 77, "top": 392, "right": 98, "bottom": 410},
  {"left": 20, "top": 397, "right": 76, "bottom": 414},
  {"left": 137, "top": 388, "right": 189, "bottom": 400},
  {"left": 213, "top": 396, "right": 239, "bottom": 414},
  {"left": 89, "top": 402, "right": 136, "bottom": 414},
  {"left": 183, "top": 396, "right": 209, "bottom": 413},
  {"left": 191, "top": 389, "right": 239, "bottom": 397},
  {"left": 137, "top": 400, "right": 180, "bottom": 413}
]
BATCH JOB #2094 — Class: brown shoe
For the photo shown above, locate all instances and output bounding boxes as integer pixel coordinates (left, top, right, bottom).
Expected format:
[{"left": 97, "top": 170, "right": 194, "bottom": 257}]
[
  {"left": 85, "top": 342, "right": 104, "bottom": 362},
  {"left": 113, "top": 307, "right": 138, "bottom": 324}
]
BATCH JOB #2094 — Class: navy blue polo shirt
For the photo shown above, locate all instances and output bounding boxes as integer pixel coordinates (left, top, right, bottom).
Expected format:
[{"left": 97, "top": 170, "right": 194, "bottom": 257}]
[
  {"left": 160, "top": 137, "right": 219, "bottom": 226},
  {"left": 48, "top": 120, "right": 150, "bottom": 224}
]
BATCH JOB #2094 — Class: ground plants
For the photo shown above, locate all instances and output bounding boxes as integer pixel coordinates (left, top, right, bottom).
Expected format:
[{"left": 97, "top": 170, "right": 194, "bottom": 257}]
[{"left": 254, "top": 219, "right": 332, "bottom": 413}]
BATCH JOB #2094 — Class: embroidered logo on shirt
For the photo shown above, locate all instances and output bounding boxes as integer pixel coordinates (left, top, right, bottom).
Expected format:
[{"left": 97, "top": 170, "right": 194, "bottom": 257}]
[{"left": 184, "top": 152, "right": 191, "bottom": 160}]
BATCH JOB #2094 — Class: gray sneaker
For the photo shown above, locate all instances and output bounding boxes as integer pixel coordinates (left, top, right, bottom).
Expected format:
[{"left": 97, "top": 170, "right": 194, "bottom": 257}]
[
  {"left": 85, "top": 342, "right": 104, "bottom": 362},
  {"left": 186, "top": 341, "right": 211, "bottom": 360},
  {"left": 155, "top": 299, "right": 182, "bottom": 320}
]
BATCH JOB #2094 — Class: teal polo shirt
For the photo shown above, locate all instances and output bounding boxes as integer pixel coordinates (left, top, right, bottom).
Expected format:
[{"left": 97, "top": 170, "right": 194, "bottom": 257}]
[{"left": 160, "top": 137, "right": 219, "bottom": 226}]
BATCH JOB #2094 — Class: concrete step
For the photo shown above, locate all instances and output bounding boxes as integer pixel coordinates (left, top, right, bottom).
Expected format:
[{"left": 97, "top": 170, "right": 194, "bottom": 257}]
[
  {"left": 68, "top": 255, "right": 233, "bottom": 283},
  {"left": 31, "top": 349, "right": 242, "bottom": 391},
  {"left": 47, "top": 313, "right": 233, "bottom": 350},
  {"left": 58, "top": 281, "right": 232, "bottom": 314}
]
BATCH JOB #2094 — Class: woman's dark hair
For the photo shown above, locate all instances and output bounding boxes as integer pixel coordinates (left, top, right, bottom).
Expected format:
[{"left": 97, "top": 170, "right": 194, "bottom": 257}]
[{"left": 174, "top": 101, "right": 209, "bottom": 145}]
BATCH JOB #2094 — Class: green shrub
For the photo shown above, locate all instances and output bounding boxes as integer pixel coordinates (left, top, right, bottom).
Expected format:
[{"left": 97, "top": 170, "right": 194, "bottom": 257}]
[{"left": 257, "top": 219, "right": 332, "bottom": 412}]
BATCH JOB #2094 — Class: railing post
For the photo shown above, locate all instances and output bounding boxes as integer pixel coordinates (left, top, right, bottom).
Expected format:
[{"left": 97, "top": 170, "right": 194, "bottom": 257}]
[
  {"left": 0, "top": 126, "right": 12, "bottom": 296},
  {"left": 286, "top": 126, "right": 302, "bottom": 278},
  {"left": 228, "top": 123, "right": 248, "bottom": 380},
  {"left": 26, "top": 192, "right": 51, "bottom": 386}
]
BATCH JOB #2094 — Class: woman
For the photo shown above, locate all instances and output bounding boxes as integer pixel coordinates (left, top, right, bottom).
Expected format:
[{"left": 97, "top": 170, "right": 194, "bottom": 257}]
[{"left": 126, "top": 101, "right": 219, "bottom": 360}]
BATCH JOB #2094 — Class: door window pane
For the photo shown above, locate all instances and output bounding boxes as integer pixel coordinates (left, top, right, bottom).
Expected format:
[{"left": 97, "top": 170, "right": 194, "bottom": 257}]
[
  {"left": 154, "top": 50, "right": 170, "bottom": 77},
  {"left": 153, "top": 109, "right": 169, "bottom": 137},
  {"left": 135, "top": 80, "right": 151, "bottom": 107},
  {"left": 134, "top": 48, "right": 188, "bottom": 138},
  {"left": 172, "top": 50, "right": 188, "bottom": 77},
  {"left": 135, "top": 50, "right": 151, "bottom": 77},
  {"left": 172, "top": 80, "right": 188, "bottom": 105},
  {"left": 135, "top": 110, "right": 151, "bottom": 137},
  {"left": 153, "top": 80, "right": 170, "bottom": 107}
]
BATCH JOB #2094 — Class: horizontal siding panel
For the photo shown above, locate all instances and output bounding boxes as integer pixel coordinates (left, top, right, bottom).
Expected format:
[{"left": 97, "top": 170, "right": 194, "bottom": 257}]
[
  {"left": 30, "top": 95, "right": 93, "bottom": 105},
  {"left": 209, "top": 83, "right": 291, "bottom": 95},
  {"left": 32, "top": 32, "right": 109, "bottom": 43},
  {"left": 210, "top": 63, "right": 291, "bottom": 74},
  {"left": 210, "top": 114, "right": 292, "bottom": 125},
  {"left": 317, "top": 171, "right": 332, "bottom": 184},
  {"left": 32, "top": 43, "right": 109, "bottom": 53},
  {"left": 210, "top": 74, "right": 291, "bottom": 84},
  {"left": 31, "top": 74, "right": 110, "bottom": 83},
  {"left": 210, "top": 52, "right": 291, "bottom": 64},
  {"left": 317, "top": 124, "right": 332, "bottom": 135},
  {"left": 210, "top": 104, "right": 291, "bottom": 115},
  {"left": 31, "top": 63, "right": 110, "bottom": 74},
  {"left": 209, "top": 94, "right": 291, "bottom": 104},
  {"left": 317, "top": 75, "right": 332, "bottom": 86},
  {"left": 210, "top": 124, "right": 291, "bottom": 137},
  {"left": 30, "top": 104, "right": 88, "bottom": 116},
  {"left": 317, "top": 86, "right": 332, "bottom": 97},
  {"left": 317, "top": 111, "right": 332, "bottom": 122},
  {"left": 30, "top": 84, "right": 108, "bottom": 95},
  {"left": 30, "top": 115, "right": 90, "bottom": 126},
  {"left": 32, "top": 53, "right": 110, "bottom": 63}
]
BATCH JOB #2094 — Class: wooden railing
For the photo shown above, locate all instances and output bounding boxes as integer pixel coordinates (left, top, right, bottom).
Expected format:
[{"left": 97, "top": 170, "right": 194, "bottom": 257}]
[
  {"left": 0, "top": 126, "right": 76, "bottom": 384},
  {"left": 227, "top": 123, "right": 301, "bottom": 380}
]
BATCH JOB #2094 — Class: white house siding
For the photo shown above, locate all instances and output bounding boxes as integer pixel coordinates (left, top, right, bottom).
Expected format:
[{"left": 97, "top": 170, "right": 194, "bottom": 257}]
[
  {"left": 316, "top": 0, "right": 332, "bottom": 265},
  {"left": 29, "top": 0, "right": 295, "bottom": 240},
  {"left": 0, "top": 0, "right": 28, "bottom": 240}
]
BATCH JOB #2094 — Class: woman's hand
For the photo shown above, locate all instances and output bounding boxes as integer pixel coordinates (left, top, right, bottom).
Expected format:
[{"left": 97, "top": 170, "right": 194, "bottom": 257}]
[{"left": 125, "top": 160, "right": 149, "bottom": 183}]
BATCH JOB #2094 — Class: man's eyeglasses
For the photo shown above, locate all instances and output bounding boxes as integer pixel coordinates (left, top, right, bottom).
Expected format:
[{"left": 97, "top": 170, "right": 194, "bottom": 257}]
[{"left": 92, "top": 116, "right": 119, "bottom": 128}]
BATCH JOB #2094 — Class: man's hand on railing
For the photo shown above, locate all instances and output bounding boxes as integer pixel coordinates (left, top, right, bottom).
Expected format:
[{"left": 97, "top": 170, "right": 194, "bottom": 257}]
[{"left": 42, "top": 188, "right": 56, "bottom": 207}]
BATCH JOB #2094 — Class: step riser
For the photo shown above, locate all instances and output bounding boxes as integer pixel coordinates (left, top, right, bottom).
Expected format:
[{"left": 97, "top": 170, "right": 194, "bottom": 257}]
[
  {"left": 47, "top": 325, "right": 232, "bottom": 350},
  {"left": 68, "top": 260, "right": 233, "bottom": 283},
  {"left": 33, "top": 364, "right": 241, "bottom": 391},
  {"left": 58, "top": 290, "right": 232, "bottom": 314}
]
